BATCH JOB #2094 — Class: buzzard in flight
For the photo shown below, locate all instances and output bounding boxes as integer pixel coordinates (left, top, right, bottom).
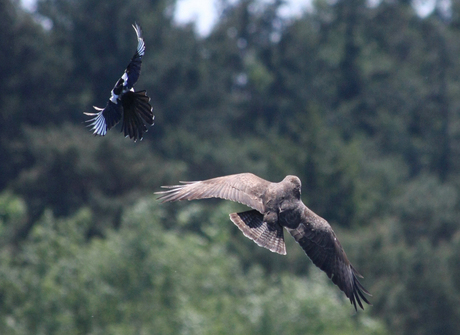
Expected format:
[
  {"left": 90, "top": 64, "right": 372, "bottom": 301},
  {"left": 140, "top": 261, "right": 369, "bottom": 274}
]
[
  {"left": 84, "top": 23, "right": 154, "bottom": 142},
  {"left": 156, "top": 173, "right": 371, "bottom": 310}
]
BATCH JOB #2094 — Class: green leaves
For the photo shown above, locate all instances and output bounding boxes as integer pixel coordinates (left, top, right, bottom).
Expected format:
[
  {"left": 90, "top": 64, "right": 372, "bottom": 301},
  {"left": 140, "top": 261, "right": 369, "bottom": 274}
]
[{"left": 0, "top": 196, "right": 386, "bottom": 334}]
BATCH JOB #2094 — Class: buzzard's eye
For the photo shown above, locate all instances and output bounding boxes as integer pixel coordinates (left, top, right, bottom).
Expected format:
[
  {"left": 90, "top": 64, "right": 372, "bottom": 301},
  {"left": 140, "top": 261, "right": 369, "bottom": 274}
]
[{"left": 294, "top": 188, "right": 300, "bottom": 198}]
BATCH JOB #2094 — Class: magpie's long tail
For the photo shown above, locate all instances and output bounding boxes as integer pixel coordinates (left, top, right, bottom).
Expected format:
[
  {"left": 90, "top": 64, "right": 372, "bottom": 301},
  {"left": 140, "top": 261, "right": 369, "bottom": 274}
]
[{"left": 120, "top": 90, "right": 154, "bottom": 142}]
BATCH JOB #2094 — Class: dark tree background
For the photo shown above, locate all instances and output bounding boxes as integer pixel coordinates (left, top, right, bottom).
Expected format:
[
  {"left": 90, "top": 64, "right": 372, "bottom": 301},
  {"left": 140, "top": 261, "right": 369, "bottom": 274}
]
[{"left": 0, "top": 0, "right": 459, "bottom": 333}]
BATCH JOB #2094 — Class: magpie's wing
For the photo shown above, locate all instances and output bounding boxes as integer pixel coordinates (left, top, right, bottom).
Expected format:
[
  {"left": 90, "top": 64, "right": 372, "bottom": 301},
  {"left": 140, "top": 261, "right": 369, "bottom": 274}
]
[
  {"left": 84, "top": 101, "right": 123, "bottom": 136},
  {"left": 286, "top": 208, "right": 371, "bottom": 311},
  {"left": 123, "top": 23, "right": 145, "bottom": 89},
  {"left": 156, "top": 173, "right": 271, "bottom": 213},
  {"left": 105, "top": 23, "right": 145, "bottom": 99}
]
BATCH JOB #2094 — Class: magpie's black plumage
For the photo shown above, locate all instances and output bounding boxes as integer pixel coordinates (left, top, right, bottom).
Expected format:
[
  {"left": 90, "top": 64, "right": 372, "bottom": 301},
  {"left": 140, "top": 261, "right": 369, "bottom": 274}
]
[{"left": 84, "top": 23, "right": 154, "bottom": 142}]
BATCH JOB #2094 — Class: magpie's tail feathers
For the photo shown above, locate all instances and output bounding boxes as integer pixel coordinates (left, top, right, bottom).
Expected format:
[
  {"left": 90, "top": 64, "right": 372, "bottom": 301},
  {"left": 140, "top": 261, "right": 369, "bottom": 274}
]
[
  {"left": 121, "top": 91, "right": 154, "bottom": 142},
  {"left": 84, "top": 101, "right": 122, "bottom": 136},
  {"left": 134, "top": 90, "right": 155, "bottom": 124}
]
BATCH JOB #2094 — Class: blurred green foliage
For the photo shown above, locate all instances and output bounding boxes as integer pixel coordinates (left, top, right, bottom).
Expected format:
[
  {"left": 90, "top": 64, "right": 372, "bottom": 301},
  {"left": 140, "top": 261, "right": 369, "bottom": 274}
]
[
  {"left": 0, "top": 196, "right": 386, "bottom": 334},
  {"left": 1, "top": 0, "right": 460, "bottom": 333}
]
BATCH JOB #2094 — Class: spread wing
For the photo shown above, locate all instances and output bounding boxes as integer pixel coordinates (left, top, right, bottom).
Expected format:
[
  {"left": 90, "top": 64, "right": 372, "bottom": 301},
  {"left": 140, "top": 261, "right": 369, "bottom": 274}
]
[
  {"left": 124, "top": 22, "right": 145, "bottom": 89},
  {"left": 84, "top": 101, "right": 123, "bottom": 136},
  {"left": 156, "top": 173, "right": 271, "bottom": 213},
  {"left": 286, "top": 208, "right": 371, "bottom": 310},
  {"left": 110, "top": 23, "right": 145, "bottom": 96}
]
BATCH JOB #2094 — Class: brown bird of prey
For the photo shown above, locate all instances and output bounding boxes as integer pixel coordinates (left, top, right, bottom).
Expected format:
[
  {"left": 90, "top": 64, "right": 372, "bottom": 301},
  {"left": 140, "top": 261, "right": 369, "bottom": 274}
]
[{"left": 156, "top": 173, "right": 371, "bottom": 310}]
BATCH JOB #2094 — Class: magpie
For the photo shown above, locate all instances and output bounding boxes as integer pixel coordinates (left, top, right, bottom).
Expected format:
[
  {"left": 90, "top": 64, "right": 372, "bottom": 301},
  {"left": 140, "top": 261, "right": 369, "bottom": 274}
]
[{"left": 84, "top": 23, "right": 154, "bottom": 142}]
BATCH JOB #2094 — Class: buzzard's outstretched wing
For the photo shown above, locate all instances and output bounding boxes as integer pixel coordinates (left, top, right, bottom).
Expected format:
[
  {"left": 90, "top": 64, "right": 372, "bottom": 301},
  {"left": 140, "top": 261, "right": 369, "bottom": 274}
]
[
  {"left": 286, "top": 210, "right": 371, "bottom": 310},
  {"left": 156, "top": 173, "right": 270, "bottom": 213}
]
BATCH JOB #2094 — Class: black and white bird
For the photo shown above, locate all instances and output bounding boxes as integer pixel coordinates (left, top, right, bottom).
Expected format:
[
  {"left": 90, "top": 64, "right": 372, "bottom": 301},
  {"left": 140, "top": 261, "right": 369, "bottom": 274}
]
[
  {"left": 84, "top": 23, "right": 154, "bottom": 142},
  {"left": 156, "top": 173, "right": 371, "bottom": 311}
]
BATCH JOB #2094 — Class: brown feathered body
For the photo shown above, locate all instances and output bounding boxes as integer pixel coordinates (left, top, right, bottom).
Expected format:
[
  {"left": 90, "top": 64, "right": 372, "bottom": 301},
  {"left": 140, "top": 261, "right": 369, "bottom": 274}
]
[{"left": 156, "top": 173, "right": 371, "bottom": 310}]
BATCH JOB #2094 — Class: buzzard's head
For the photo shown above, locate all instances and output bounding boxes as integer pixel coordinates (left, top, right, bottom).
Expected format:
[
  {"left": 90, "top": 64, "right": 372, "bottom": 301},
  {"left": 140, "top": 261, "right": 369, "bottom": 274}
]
[{"left": 283, "top": 175, "right": 301, "bottom": 200}]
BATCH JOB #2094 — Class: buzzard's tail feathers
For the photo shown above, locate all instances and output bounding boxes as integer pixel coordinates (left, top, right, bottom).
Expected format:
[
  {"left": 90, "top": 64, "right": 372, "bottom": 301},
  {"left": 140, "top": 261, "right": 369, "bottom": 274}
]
[{"left": 230, "top": 210, "right": 286, "bottom": 255}]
